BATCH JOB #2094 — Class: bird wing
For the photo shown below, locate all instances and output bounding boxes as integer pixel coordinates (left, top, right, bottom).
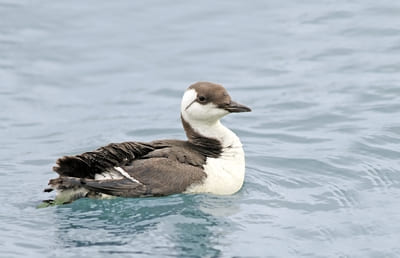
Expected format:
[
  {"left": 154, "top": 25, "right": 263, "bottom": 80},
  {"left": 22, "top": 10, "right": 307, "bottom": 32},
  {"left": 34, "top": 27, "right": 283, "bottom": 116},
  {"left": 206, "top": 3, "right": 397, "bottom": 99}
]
[
  {"left": 53, "top": 157, "right": 206, "bottom": 197},
  {"left": 53, "top": 141, "right": 155, "bottom": 179},
  {"left": 50, "top": 140, "right": 208, "bottom": 197},
  {"left": 122, "top": 157, "right": 206, "bottom": 196}
]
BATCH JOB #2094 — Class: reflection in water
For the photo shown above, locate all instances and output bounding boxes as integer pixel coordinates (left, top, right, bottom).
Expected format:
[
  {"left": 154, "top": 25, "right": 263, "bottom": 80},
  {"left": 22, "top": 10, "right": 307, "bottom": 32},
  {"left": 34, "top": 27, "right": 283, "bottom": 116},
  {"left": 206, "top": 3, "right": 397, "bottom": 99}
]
[{"left": 53, "top": 194, "right": 241, "bottom": 257}]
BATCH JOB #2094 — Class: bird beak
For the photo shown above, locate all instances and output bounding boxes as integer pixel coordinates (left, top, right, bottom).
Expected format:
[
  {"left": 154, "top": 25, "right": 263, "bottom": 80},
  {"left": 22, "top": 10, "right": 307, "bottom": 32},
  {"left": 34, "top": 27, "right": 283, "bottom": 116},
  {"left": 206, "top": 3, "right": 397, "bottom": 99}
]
[{"left": 223, "top": 101, "right": 252, "bottom": 113}]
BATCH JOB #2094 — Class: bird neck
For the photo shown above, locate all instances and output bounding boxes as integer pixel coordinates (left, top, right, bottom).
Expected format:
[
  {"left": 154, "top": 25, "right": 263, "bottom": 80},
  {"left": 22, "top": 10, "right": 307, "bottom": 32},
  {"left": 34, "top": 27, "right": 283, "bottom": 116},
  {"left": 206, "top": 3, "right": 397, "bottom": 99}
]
[{"left": 181, "top": 114, "right": 241, "bottom": 150}]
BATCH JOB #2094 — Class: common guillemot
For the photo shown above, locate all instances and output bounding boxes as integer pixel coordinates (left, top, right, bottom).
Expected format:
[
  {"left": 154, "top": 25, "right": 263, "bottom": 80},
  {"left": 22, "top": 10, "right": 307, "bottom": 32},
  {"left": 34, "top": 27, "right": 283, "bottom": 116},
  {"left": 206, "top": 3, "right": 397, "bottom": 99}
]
[{"left": 43, "top": 82, "right": 251, "bottom": 205}]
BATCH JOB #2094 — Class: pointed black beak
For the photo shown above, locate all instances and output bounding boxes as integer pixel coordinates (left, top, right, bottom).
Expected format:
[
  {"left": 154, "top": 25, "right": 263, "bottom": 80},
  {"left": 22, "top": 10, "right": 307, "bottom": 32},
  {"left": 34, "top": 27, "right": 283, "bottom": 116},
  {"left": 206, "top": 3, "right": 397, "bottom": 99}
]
[{"left": 223, "top": 101, "right": 252, "bottom": 113}]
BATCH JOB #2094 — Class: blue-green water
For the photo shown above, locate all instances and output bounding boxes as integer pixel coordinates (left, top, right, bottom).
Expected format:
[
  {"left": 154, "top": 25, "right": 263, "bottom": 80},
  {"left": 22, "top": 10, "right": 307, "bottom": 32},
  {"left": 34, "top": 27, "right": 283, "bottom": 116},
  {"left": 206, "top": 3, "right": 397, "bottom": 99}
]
[{"left": 1, "top": 0, "right": 400, "bottom": 257}]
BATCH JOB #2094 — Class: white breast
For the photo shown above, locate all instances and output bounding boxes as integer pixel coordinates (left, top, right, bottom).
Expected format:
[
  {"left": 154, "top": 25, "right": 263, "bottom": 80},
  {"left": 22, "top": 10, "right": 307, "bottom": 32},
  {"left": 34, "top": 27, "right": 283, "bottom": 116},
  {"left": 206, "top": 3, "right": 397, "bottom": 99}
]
[{"left": 185, "top": 133, "right": 246, "bottom": 195}]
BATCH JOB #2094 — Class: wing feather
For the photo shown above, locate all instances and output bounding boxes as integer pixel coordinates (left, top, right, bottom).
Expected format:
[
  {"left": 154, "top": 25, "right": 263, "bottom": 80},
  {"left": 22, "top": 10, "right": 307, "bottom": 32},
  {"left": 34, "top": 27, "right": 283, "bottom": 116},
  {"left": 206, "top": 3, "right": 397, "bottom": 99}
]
[{"left": 53, "top": 142, "right": 154, "bottom": 178}]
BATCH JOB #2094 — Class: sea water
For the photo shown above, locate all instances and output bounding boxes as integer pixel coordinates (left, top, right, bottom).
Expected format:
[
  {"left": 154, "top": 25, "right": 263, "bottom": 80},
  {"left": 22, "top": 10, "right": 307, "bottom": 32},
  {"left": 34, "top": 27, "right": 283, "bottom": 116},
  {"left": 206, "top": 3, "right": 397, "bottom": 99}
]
[{"left": 1, "top": 0, "right": 400, "bottom": 257}]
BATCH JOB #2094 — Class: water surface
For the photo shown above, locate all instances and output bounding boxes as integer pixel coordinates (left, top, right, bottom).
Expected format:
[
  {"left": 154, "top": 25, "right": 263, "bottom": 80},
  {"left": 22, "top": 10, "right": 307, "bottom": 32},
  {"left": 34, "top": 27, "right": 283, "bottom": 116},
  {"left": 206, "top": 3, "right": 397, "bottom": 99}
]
[{"left": 1, "top": 0, "right": 400, "bottom": 257}]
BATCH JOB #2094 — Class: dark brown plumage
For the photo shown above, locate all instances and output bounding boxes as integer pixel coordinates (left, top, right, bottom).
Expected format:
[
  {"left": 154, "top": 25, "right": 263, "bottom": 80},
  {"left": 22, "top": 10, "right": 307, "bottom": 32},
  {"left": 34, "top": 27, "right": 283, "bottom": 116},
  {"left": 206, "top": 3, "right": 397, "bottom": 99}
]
[{"left": 47, "top": 139, "right": 218, "bottom": 200}]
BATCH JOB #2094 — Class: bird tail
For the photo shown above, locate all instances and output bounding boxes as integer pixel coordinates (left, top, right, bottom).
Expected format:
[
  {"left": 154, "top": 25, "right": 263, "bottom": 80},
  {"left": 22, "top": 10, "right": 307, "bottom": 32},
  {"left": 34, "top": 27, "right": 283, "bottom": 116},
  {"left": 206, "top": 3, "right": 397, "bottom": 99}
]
[{"left": 38, "top": 177, "right": 89, "bottom": 208}]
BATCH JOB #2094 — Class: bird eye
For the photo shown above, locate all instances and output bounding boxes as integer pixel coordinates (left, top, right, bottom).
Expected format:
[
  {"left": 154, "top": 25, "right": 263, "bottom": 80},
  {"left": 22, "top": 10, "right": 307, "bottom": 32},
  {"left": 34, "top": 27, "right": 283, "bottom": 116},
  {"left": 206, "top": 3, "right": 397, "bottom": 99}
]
[{"left": 198, "top": 96, "right": 206, "bottom": 102}]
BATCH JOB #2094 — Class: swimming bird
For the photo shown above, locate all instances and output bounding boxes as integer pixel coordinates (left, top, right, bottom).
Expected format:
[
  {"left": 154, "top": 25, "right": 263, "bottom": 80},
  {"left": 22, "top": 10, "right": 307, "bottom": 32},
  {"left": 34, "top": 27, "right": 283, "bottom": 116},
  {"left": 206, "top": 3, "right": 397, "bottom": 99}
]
[{"left": 43, "top": 82, "right": 251, "bottom": 205}]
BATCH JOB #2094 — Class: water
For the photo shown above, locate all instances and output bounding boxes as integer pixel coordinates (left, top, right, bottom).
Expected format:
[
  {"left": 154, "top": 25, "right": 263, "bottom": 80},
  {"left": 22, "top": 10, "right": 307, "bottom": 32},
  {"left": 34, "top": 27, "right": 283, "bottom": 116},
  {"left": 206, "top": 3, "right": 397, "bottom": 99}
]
[{"left": 1, "top": 0, "right": 400, "bottom": 257}]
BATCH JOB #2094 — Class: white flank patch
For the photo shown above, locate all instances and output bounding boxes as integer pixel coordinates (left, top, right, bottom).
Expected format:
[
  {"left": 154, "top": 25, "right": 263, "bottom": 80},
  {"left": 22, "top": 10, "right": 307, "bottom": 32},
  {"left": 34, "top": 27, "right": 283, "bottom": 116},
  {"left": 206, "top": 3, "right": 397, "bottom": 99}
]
[
  {"left": 94, "top": 170, "right": 123, "bottom": 180},
  {"left": 114, "top": 167, "right": 143, "bottom": 185}
]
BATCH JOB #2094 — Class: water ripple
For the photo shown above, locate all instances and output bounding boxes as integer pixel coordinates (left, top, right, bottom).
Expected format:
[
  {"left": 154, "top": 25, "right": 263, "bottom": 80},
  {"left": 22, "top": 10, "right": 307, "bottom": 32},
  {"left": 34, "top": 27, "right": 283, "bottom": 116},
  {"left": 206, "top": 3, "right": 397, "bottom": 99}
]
[{"left": 2, "top": 0, "right": 400, "bottom": 257}]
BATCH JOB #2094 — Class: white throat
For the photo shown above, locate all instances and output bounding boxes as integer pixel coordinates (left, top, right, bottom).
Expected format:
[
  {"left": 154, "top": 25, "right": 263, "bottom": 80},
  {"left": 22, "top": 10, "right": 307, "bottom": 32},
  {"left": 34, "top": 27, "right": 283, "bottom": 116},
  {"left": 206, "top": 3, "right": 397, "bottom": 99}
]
[{"left": 185, "top": 117, "right": 242, "bottom": 149}]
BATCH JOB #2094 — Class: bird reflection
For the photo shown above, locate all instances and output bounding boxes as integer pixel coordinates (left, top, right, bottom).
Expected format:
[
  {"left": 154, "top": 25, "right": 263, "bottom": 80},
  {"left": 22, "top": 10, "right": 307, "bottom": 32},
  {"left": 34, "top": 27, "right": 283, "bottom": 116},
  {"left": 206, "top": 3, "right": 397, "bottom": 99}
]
[{"left": 53, "top": 194, "right": 241, "bottom": 257}]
